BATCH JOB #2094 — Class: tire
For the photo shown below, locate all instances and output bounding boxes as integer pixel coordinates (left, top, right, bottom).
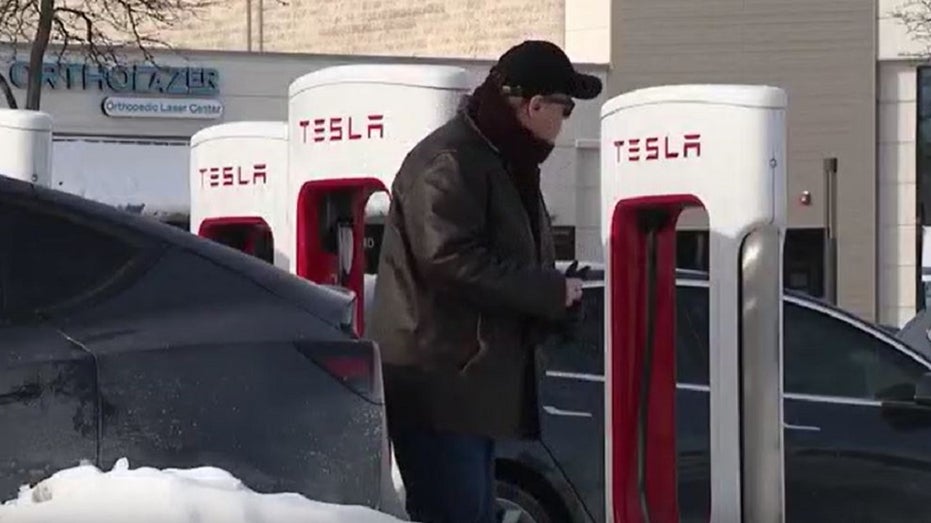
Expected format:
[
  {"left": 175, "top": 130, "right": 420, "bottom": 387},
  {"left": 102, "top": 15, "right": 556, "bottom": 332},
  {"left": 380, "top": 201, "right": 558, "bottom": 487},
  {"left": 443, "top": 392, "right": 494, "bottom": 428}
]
[{"left": 495, "top": 479, "right": 553, "bottom": 523}]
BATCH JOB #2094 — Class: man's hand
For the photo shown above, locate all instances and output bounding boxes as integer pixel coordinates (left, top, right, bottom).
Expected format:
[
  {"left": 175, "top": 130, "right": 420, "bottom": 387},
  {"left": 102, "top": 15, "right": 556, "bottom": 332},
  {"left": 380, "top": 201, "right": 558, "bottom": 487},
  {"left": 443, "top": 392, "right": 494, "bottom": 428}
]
[
  {"left": 564, "top": 260, "right": 591, "bottom": 280},
  {"left": 565, "top": 277, "right": 584, "bottom": 307},
  {"left": 563, "top": 260, "right": 589, "bottom": 307}
]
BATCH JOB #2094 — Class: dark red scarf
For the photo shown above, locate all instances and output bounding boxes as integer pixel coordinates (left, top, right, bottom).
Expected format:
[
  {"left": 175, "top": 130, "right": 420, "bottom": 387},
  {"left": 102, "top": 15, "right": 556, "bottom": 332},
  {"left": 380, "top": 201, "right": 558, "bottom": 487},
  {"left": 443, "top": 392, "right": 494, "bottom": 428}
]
[{"left": 465, "top": 74, "right": 555, "bottom": 247}]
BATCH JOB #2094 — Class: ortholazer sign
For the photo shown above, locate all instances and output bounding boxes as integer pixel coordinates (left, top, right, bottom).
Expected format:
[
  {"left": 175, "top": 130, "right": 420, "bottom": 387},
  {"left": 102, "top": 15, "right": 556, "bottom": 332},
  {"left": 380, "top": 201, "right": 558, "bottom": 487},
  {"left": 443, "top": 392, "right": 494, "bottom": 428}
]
[{"left": 7, "top": 60, "right": 220, "bottom": 96}]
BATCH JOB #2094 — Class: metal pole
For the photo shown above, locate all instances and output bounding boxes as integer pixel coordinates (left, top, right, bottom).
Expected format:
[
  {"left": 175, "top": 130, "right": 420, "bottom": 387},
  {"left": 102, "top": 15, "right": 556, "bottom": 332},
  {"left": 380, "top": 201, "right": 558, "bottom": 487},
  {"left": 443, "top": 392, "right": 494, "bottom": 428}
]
[{"left": 823, "top": 157, "right": 838, "bottom": 304}]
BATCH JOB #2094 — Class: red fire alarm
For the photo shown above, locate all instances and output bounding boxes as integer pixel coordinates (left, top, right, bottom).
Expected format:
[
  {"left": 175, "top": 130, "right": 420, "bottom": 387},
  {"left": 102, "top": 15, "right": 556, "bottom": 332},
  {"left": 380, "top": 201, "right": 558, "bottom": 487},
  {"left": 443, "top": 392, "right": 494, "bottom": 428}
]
[{"left": 799, "top": 190, "right": 812, "bottom": 206}]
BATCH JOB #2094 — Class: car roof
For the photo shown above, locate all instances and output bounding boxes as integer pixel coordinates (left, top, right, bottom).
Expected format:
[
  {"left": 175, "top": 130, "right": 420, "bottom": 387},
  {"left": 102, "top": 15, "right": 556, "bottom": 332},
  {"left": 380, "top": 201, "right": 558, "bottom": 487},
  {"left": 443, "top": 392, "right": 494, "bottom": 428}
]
[
  {"left": 0, "top": 175, "right": 356, "bottom": 330},
  {"left": 561, "top": 259, "right": 836, "bottom": 303},
  {"left": 562, "top": 258, "right": 931, "bottom": 361},
  {"left": 555, "top": 260, "right": 708, "bottom": 283}
]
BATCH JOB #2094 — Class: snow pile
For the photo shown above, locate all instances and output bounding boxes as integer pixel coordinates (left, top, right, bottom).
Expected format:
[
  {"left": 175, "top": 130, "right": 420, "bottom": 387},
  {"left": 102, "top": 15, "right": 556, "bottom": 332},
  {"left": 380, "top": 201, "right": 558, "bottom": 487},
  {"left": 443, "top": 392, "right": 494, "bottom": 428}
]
[{"left": 0, "top": 458, "right": 406, "bottom": 523}]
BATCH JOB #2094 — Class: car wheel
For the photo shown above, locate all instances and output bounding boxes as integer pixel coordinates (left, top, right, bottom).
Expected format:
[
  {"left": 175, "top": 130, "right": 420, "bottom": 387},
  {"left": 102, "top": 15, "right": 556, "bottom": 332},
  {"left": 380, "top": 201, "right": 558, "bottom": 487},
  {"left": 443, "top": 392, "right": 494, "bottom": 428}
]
[{"left": 496, "top": 479, "right": 552, "bottom": 523}]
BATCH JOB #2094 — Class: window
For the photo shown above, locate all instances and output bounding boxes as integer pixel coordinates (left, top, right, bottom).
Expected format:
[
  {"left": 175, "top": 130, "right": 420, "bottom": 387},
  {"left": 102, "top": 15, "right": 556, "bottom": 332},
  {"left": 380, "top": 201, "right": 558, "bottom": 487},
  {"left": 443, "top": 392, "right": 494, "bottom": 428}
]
[
  {"left": 917, "top": 66, "right": 931, "bottom": 227},
  {"left": 0, "top": 204, "right": 138, "bottom": 316},
  {"left": 552, "top": 226, "right": 576, "bottom": 260},
  {"left": 555, "top": 285, "right": 604, "bottom": 373},
  {"left": 784, "top": 228, "right": 825, "bottom": 298},
  {"left": 676, "top": 286, "right": 710, "bottom": 385},
  {"left": 579, "top": 286, "right": 604, "bottom": 350},
  {"left": 589, "top": 284, "right": 713, "bottom": 385},
  {"left": 784, "top": 303, "right": 926, "bottom": 399},
  {"left": 668, "top": 286, "right": 925, "bottom": 399},
  {"left": 676, "top": 231, "right": 709, "bottom": 271}
]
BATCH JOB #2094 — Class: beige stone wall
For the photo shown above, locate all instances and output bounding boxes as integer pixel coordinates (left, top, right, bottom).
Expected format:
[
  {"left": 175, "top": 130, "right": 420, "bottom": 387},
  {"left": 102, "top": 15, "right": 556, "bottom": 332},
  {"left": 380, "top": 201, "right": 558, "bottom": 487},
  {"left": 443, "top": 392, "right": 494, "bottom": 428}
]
[
  {"left": 609, "top": 0, "right": 878, "bottom": 321},
  {"left": 155, "top": 0, "right": 564, "bottom": 59}
]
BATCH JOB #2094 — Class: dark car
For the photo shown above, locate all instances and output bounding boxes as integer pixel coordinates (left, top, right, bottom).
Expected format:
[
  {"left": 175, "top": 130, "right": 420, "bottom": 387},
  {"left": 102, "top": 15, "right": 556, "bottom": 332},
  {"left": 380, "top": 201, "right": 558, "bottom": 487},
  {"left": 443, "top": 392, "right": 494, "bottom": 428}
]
[
  {"left": 0, "top": 175, "right": 396, "bottom": 513},
  {"left": 482, "top": 262, "right": 931, "bottom": 523}
]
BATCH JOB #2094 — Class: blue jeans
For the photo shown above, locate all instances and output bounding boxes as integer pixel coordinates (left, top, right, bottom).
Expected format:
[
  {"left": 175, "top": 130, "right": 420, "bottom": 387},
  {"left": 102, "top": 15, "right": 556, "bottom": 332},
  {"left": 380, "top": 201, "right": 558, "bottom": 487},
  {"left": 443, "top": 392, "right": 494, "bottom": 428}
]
[{"left": 391, "top": 427, "right": 498, "bottom": 523}]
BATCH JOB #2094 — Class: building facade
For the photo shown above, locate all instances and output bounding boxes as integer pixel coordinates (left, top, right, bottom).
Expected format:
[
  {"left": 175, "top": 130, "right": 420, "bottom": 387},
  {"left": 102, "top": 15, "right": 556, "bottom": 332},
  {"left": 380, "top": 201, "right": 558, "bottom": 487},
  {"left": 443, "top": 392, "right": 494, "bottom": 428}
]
[
  {"left": 151, "top": 0, "right": 609, "bottom": 64},
  {"left": 602, "top": 0, "right": 931, "bottom": 326},
  {"left": 607, "top": 0, "right": 886, "bottom": 323}
]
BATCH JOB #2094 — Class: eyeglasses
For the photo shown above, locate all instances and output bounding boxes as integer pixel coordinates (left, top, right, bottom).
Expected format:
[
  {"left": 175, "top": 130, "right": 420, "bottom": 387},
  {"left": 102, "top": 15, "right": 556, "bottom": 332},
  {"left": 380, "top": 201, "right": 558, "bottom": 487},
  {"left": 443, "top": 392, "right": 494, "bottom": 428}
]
[
  {"left": 501, "top": 84, "right": 576, "bottom": 118},
  {"left": 542, "top": 95, "right": 575, "bottom": 118}
]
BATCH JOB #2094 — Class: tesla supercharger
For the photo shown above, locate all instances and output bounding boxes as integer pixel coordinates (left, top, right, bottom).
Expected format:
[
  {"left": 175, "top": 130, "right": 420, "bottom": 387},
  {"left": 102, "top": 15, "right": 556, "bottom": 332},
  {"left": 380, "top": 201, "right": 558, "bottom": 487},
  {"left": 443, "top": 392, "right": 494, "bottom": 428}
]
[
  {"left": 286, "top": 63, "right": 471, "bottom": 333},
  {"left": 189, "top": 121, "right": 288, "bottom": 267},
  {"left": 601, "top": 85, "right": 787, "bottom": 523},
  {"left": 0, "top": 108, "right": 52, "bottom": 185}
]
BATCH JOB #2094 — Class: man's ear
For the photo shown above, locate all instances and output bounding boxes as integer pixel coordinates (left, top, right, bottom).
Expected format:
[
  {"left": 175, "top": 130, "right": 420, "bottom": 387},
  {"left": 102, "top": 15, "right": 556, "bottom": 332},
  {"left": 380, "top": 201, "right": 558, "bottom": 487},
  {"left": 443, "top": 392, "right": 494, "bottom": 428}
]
[
  {"left": 523, "top": 96, "right": 543, "bottom": 115},
  {"left": 528, "top": 95, "right": 545, "bottom": 113}
]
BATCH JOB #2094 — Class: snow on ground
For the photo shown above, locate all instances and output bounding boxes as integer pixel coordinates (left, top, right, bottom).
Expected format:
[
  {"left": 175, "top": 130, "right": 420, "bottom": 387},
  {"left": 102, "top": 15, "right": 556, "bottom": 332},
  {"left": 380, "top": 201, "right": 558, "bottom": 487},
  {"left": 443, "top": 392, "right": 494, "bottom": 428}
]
[{"left": 0, "top": 458, "right": 406, "bottom": 523}]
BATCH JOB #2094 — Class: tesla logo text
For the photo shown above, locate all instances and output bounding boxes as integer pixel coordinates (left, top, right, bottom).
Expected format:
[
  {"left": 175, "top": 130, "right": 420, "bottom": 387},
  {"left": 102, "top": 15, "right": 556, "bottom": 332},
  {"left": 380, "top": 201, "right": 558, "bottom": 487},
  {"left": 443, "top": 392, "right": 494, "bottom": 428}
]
[
  {"left": 298, "top": 115, "right": 385, "bottom": 143},
  {"left": 612, "top": 133, "right": 701, "bottom": 163},
  {"left": 200, "top": 163, "right": 268, "bottom": 188}
]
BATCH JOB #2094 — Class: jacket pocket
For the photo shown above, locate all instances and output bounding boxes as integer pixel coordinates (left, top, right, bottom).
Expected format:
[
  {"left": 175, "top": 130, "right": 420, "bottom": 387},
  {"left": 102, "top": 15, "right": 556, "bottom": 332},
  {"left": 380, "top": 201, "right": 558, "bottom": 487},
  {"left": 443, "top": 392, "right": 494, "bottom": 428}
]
[
  {"left": 460, "top": 313, "right": 524, "bottom": 375},
  {"left": 460, "top": 313, "right": 492, "bottom": 374}
]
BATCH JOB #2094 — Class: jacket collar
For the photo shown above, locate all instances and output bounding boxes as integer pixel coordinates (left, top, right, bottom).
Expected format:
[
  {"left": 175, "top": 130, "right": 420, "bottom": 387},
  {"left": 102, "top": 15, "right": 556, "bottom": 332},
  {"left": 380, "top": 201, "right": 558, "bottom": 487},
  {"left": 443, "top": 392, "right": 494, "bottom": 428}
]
[
  {"left": 459, "top": 107, "right": 501, "bottom": 154},
  {"left": 454, "top": 107, "right": 542, "bottom": 260}
]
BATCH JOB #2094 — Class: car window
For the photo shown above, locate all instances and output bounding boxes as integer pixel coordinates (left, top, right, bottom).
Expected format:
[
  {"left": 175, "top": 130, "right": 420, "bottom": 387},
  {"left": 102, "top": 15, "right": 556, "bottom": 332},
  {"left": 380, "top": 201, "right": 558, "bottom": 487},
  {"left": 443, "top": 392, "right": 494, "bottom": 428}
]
[
  {"left": 676, "top": 285, "right": 710, "bottom": 385},
  {"left": 0, "top": 203, "right": 139, "bottom": 317},
  {"left": 557, "top": 285, "right": 605, "bottom": 373},
  {"left": 580, "top": 286, "right": 605, "bottom": 355},
  {"left": 670, "top": 285, "right": 926, "bottom": 399},
  {"left": 593, "top": 284, "right": 712, "bottom": 385},
  {"left": 784, "top": 303, "right": 926, "bottom": 400}
]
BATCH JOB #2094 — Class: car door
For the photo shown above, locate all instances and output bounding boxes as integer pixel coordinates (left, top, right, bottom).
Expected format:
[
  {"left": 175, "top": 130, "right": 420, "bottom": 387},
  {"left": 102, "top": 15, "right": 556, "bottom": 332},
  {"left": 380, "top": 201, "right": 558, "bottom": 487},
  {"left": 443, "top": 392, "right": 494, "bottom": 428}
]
[
  {"left": 781, "top": 300, "right": 931, "bottom": 523},
  {"left": 537, "top": 283, "right": 607, "bottom": 522},
  {"left": 537, "top": 282, "right": 714, "bottom": 523},
  {"left": 0, "top": 200, "right": 108, "bottom": 499}
]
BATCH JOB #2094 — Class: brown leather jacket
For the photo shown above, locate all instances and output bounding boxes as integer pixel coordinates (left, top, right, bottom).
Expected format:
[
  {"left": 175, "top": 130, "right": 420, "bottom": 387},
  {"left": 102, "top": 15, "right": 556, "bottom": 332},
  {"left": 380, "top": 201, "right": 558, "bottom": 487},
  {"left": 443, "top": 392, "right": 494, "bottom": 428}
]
[{"left": 368, "top": 109, "right": 568, "bottom": 439}]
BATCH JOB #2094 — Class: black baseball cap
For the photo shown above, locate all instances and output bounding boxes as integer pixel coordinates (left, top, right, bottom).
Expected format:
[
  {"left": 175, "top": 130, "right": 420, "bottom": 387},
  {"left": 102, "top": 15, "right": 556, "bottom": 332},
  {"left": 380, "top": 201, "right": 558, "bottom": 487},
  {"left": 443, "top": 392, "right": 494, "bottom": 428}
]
[{"left": 491, "top": 40, "right": 603, "bottom": 100}]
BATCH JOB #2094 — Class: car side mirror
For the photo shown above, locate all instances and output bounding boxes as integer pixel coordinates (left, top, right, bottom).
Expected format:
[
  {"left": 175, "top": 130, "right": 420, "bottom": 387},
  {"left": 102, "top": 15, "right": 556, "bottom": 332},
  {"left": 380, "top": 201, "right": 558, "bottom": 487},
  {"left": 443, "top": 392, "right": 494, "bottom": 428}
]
[{"left": 914, "top": 372, "right": 931, "bottom": 407}]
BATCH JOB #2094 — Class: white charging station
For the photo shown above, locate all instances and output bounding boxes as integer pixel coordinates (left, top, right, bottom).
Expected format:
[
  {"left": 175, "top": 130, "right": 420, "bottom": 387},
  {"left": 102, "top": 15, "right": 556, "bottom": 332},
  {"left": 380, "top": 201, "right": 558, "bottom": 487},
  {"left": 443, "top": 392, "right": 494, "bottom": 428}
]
[
  {"left": 0, "top": 108, "right": 53, "bottom": 186},
  {"left": 189, "top": 121, "right": 288, "bottom": 268},
  {"left": 286, "top": 64, "right": 471, "bottom": 217},
  {"left": 285, "top": 63, "right": 471, "bottom": 331},
  {"left": 600, "top": 85, "right": 787, "bottom": 523}
]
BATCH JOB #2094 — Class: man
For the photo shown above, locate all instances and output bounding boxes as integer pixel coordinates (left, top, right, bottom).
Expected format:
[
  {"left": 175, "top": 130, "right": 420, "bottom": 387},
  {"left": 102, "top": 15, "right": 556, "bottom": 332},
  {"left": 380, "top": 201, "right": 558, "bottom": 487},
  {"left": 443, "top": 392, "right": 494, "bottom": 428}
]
[{"left": 369, "top": 40, "right": 602, "bottom": 523}]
